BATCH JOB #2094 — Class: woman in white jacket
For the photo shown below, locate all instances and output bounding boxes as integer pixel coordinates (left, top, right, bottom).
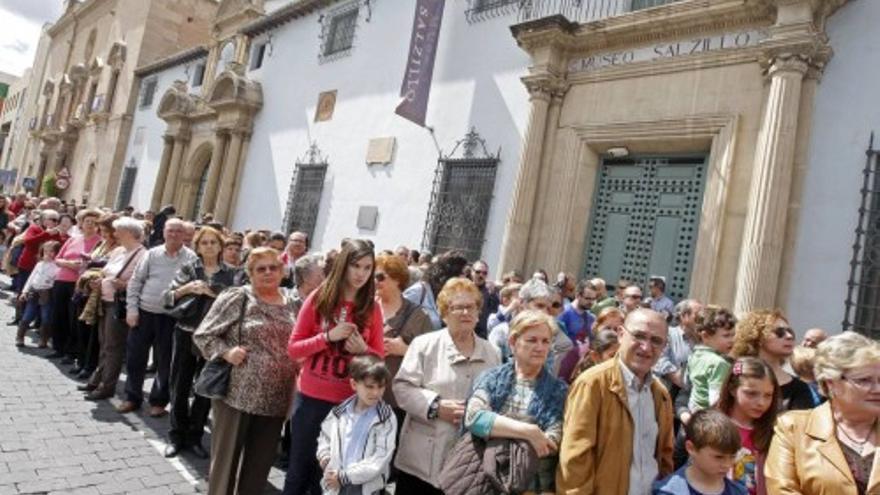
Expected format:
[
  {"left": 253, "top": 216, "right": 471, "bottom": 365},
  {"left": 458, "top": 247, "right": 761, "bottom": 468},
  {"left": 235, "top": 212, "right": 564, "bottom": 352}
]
[{"left": 317, "top": 355, "right": 397, "bottom": 495}]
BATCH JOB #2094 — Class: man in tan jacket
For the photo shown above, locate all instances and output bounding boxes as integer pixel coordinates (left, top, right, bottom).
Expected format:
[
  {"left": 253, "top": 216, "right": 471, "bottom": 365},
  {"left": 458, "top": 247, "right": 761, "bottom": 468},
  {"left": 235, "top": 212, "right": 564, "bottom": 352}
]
[{"left": 557, "top": 309, "right": 674, "bottom": 495}]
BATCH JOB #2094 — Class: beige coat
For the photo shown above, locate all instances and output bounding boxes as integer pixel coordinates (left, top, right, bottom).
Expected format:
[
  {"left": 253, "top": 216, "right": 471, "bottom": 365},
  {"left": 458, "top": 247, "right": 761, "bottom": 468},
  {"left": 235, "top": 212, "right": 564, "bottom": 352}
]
[
  {"left": 392, "top": 329, "right": 500, "bottom": 487},
  {"left": 765, "top": 401, "right": 880, "bottom": 495}
]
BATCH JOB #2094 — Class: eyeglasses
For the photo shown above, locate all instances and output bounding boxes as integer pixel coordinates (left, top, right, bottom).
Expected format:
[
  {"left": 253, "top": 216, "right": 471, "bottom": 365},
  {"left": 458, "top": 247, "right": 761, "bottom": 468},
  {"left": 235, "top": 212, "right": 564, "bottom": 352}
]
[
  {"left": 374, "top": 273, "right": 386, "bottom": 282},
  {"left": 622, "top": 326, "right": 667, "bottom": 350},
  {"left": 771, "top": 327, "right": 795, "bottom": 339},
  {"left": 253, "top": 264, "right": 281, "bottom": 274},
  {"left": 473, "top": 270, "right": 488, "bottom": 276},
  {"left": 450, "top": 304, "right": 477, "bottom": 315},
  {"left": 843, "top": 374, "right": 880, "bottom": 392},
  {"left": 625, "top": 294, "right": 643, "bottom": 300}
]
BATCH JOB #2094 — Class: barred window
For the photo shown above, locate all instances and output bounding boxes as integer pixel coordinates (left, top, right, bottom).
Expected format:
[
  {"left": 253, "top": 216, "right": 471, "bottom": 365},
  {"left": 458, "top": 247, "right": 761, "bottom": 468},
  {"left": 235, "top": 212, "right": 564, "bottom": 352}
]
[
  {"left": 844, "top": 136, "right": 880, "bottom": 339},
  {"left": 139, "top": 77, "right": 158, "bottom": 109},
  {"left": 250, "top": 42, "right": 267, "bottom": 71},
  {"left": 321, "top": 5, "right": 359, "bottom": 59},
  {"left": 422, "top": 129, "right": 499, "bottom": 261},
  {"left": 114, "top": 164, "right": 138, "bottom": 211},
  {"left": 282, "top": 152, "right": 329, "bottom": 238},
  {"left": 192, "top": 62, "right": 206, "bottom": 87}
]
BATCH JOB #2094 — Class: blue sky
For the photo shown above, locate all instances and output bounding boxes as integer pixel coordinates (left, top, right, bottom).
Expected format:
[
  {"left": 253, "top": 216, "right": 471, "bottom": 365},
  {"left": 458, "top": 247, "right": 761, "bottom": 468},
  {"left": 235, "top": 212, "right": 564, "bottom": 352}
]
[{"left": 0, "top": 0, "right": 62, "bottom": 77}]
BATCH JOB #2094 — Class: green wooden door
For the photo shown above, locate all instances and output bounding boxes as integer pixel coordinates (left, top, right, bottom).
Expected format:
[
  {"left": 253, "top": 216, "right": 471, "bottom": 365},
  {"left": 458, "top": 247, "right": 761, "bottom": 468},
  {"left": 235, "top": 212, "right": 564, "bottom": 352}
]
[{"left": 583, "top": 156, "right": 707, "bottom": 300}]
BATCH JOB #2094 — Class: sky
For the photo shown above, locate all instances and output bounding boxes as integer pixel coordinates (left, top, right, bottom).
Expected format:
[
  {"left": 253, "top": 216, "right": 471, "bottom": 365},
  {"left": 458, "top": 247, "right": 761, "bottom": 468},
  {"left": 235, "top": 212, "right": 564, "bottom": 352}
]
[{"left": 0, "top": 0, "right": 63, "bottom": 78}]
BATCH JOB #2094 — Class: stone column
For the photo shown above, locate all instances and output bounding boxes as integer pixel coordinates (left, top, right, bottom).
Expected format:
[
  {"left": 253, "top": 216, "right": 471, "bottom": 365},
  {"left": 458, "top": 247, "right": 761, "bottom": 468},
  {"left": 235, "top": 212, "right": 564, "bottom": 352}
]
[
  {"left": 150, "top": 135, "right": 174, "bottom": 211},
  {"left": 733, "top": 55, "right": 809, "bottom": 315},
  {"left": 213, "top": 130, "right": 244, "bottom": 224},
  {"left": 497, "top": 76, "right": 557, "bottom": 275},
  {"left": 201, "top": 130, "right": 229, "bottom": 216},
  {"left": 160, "top": 137, "right": 187, "bottom": 207}
]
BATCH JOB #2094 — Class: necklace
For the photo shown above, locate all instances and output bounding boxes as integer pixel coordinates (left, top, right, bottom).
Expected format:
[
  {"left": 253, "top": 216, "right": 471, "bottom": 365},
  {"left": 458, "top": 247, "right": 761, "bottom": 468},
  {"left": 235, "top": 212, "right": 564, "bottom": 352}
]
[{"left": 837, "top": 420, "right": 877, "bottom": 456}]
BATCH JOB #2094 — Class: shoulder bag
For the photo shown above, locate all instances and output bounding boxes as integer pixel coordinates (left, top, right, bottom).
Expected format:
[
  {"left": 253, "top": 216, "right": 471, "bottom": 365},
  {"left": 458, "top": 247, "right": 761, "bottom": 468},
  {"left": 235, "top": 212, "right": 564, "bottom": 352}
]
[
  {"left": 193, "top": 292, "right": 249, "bottom": 400},
  {"left": 112, "top": 247, "right": 143, "bottom": 321}
]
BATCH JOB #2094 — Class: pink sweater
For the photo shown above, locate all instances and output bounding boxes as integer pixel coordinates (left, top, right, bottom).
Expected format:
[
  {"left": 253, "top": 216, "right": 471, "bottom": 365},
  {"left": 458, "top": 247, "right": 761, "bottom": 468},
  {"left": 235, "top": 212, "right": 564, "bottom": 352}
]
[
  {"left": 288, "top": 291, "right": 384, "bottom": 403},
  {"left": 55, "top": 235, "right": 102, "bottom": 282}
]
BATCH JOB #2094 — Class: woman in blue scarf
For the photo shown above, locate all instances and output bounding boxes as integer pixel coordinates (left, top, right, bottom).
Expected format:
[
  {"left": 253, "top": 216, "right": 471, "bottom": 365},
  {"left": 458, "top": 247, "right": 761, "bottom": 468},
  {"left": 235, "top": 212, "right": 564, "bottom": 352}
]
[{"left": 464, "top": 310, "right": 569, "bottom": 494}]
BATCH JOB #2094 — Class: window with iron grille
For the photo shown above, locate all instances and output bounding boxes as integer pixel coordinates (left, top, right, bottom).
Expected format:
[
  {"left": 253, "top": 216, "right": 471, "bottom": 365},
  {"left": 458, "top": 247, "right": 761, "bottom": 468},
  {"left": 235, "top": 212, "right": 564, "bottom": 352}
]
[
  {"left": 250, "top": 42, "right": 267, "bottom": 71},
  {"left": 466, "top": 0, "right": 519, "bottom": 21},
  {"left": 282, "top": 159, "right": 329, "bottom": 238},
  {"left": 320, "top": 4, "right": 359, "bottom": 59},
  {"left": 422, "top": 129, "right": 499, "bottom": 261},
  {"left": 843, "top": 135, "right": 880, "bottom": 340},
  {"left": 139, "top": 77, "right": 158, "bottom": 109},
  {"left": 114, "top": 163, "right": 137, "bottom": 211}
]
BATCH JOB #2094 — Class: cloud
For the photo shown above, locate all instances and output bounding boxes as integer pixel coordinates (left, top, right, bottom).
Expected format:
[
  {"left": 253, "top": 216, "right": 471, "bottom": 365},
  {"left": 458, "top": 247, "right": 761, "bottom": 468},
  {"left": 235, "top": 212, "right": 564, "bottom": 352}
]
[
  {"left": 0, "top": 8, "right": 45, "bottom": 76},
  {"left": 3, "top": 40, "right": 30, "bottom": 54},
  {"left": 0, "top": 0, "right": 62, "bottom": 24}
]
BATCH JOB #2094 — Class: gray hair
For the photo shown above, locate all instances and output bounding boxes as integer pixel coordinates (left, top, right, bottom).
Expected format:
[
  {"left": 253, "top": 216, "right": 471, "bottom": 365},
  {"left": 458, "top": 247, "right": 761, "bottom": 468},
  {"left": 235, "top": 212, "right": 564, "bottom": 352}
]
[
  {"left": 673, "top": 299, "right": 701, "bottom": 322},
  {"left": 518, "top": 279, "right": 553, "bottom": 303},
  {"left": 814, "top": 331, "right": 880, "bottom": 396},
  {"left": 112, "top": 217, "right": 144, "bottom": 240},
  {"left": 293, "top": 253, "right": 324, "bottom": 288},
  {"left": 40, "top": 209, "right": 59, "bottom": 221}
]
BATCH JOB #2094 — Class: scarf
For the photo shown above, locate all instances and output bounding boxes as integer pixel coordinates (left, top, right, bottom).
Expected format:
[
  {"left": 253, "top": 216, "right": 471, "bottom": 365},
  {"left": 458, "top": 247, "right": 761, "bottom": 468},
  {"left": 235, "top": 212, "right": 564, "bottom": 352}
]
[{"left": 343, "top": 401, "right": 379, "bottom": 468}]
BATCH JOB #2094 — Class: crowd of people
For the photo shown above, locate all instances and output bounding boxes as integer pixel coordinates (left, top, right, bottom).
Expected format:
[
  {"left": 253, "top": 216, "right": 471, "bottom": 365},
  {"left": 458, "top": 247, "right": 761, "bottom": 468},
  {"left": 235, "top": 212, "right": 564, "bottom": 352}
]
[{"left": 1, "top": 191, "right": 878, "bottom": 495}]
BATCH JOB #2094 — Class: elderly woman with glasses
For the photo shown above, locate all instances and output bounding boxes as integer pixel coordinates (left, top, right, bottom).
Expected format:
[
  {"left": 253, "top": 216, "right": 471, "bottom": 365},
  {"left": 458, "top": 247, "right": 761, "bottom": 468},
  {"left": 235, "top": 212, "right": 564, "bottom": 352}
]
[
  {"left": 766, "top": 331, "right": 880, "bottom": 494},
  {"left": 733, "top": 310, "right": 816, "bottom": 411},
  {"left": 194, "top": 247, "right": 299, "bottom": 495},
  {"left": 392, "top": 277, "right": 500, "bottom": 494},
  {"left": 488, "top": 279, "right": 574, "bottom": 376}
]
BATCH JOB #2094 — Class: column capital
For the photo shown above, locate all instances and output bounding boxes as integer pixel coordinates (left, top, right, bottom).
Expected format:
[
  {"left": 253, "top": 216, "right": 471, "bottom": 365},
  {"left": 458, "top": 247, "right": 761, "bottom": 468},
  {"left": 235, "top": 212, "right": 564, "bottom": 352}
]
[
  {"left": 759, "top": 31, "right": 833, "bottom": 80},
  {"left": 522, "top": 73, "right": 569, "bottom": 102}
]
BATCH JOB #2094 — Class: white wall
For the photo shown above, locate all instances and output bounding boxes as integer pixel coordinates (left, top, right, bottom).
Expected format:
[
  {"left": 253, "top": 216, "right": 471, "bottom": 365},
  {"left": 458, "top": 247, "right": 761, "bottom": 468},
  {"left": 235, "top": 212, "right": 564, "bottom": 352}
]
[
  {"left": 785, "top": 0, "right": 880, "bottom": 333},
  {"left": 124, "top": 57, "right": 207, "bottom": 210},
  {"left": 237, "top": 0, "right": 530, "bottom": 270}
]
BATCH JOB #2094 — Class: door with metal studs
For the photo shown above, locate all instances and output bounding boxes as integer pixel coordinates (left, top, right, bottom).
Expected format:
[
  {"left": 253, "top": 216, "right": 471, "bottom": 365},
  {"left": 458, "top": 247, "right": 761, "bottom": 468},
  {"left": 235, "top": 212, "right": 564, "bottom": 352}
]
[{"left": 583, "top": 156, "right": 707, "bottom": 300}]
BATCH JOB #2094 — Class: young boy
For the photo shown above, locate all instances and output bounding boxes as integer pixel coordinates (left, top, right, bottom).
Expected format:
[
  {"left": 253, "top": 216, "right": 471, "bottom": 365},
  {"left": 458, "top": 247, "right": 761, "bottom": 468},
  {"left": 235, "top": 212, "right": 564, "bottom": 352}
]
[
  {"left": 653, "top": 409, "right": 747, "bottom": 495},
  {"left": 687, "top": 306, "right": 736, "bottom": 411},
  {"left": 317, "top": 354, "right": 397, "bottom": 495},
  {"left": 16, "top": 241, "right": 60, "bottom": 348}
]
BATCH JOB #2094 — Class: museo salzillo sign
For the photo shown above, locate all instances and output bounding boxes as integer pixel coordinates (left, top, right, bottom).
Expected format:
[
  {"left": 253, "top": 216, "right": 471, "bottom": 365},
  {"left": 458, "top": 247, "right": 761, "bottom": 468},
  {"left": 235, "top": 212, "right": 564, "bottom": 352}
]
[{"left": 395, "top": 0, "right": 445, "bottom": 127}]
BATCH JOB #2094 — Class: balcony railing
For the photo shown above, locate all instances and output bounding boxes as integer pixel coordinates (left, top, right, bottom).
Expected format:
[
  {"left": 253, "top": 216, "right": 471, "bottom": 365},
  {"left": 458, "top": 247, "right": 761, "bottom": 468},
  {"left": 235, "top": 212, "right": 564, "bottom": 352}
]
[{"left": 467, "top": 0, "right": 681, "bottom": 24}]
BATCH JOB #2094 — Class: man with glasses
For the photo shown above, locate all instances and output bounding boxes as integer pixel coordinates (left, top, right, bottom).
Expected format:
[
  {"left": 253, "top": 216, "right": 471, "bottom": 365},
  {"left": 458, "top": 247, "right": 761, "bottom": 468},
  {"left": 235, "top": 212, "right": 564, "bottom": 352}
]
[
  {"left": 119, "top": 218, "right": 197, "bottom": 417},
  {"left": 558, "top": 309, "right": 674, "bottom": 494},
  {"left": 653, "top": 299, "right": 704, "bottom": 395},
  {"left": 620, "top": 285, "right": 644, "bottom": 314},
  {"left": 470, "top": 260, "right": 499, "bottom": 339},
  {"left": 558, "top": 279, "right": 597, "bottom": 343}
]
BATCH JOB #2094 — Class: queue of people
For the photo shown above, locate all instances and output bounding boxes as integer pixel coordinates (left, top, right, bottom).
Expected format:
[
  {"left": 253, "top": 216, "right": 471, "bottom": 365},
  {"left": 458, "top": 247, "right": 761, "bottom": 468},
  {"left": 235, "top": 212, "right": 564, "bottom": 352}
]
[{"left": 2, "top": 191, "right": 878, "bottom": 495}]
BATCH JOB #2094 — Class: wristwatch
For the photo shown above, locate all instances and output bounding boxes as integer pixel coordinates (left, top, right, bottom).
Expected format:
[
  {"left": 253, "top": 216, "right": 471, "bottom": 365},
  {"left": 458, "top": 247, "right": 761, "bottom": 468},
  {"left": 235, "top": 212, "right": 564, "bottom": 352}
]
[{"left": 427, "top": 396, "right": 441, "bottom": 420}]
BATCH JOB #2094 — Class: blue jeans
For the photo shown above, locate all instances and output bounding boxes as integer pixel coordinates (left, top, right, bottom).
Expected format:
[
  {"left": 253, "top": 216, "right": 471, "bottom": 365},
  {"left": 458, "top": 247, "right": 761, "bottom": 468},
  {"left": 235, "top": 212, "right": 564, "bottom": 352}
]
[
  {"left": 21, "top": 295, "right": 52, "bottom": 327},
  {"left": 281, "top": 393, "right": 336, "bottom": 495}
]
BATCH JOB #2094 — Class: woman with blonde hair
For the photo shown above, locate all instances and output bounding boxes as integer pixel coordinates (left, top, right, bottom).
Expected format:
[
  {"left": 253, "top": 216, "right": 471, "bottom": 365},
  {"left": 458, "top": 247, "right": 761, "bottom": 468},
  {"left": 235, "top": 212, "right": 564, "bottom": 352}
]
[
  {"left": 462, "top": 310, "right": 569, "bottom": 494},
  {"left": 194, "top": 247, "right": 299, "bottom": 494},
  {"left": 733, "top": 309, "right": 815, "bottom": 410},
  {"left": 393, "top": 277, "right": 500, "bottom": 494},
  {"left": 766, "top": 331, "right": 880, "bottom": 494}
]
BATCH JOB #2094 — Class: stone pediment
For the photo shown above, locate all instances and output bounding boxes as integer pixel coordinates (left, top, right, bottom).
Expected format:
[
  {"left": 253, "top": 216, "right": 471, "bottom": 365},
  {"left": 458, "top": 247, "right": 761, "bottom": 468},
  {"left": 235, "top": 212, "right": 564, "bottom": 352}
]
[
  {"left": 158, "top": 80, "right": 197, "bottom": 120},
  {"left": 207, "top": 63, "right": 262, "bottom": 111}
]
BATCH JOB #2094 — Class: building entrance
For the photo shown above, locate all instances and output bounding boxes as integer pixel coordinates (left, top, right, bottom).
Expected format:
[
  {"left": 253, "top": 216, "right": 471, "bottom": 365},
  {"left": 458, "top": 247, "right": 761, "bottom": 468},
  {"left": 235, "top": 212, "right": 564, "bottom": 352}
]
[{"left": 583, "top": 156, "right": 707, "bottom": 300}]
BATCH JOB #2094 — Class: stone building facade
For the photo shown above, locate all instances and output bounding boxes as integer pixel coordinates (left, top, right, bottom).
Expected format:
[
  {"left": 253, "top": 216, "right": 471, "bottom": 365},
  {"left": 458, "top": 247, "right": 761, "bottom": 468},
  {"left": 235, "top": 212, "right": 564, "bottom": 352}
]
[{"left": 14, "top": 0, "right": 218, "bottom": 204}]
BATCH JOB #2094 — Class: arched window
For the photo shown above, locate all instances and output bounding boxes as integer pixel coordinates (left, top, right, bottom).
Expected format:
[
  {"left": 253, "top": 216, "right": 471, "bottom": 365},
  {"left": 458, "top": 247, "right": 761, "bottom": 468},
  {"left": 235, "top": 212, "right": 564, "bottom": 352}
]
[{"left": 215, "top": 40, "right": 236, "bottom": 77}]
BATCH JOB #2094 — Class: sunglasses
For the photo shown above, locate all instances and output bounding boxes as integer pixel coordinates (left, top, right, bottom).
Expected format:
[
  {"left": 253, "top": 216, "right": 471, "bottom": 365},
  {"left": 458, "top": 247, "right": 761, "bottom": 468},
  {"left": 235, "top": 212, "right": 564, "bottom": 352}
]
[
  {"left": 473, "top": 270, "right": 488, "bottom": 276},
  {"left": 374, "top": 273, "right": 386, "bottom": 282},
  {"left": 253, "top": 264, "right": 281, "bottom": 274},
  {"left": 771, "top": 326, "right": 795, "bottom": 339}
]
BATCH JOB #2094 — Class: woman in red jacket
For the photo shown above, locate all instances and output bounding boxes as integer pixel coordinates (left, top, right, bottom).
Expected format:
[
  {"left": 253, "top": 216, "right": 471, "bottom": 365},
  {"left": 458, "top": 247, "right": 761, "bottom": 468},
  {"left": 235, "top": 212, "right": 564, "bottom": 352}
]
[{"left": 283, "top": 238, "right": 384, "bottom": 495}]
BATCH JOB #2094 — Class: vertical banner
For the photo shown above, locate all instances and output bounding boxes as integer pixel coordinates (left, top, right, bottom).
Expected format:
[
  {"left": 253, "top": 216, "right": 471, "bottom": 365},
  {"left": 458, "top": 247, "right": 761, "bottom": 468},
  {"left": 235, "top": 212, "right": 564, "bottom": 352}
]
[{"left": 395, "top": 0, "right": 445, "bottom": 127}]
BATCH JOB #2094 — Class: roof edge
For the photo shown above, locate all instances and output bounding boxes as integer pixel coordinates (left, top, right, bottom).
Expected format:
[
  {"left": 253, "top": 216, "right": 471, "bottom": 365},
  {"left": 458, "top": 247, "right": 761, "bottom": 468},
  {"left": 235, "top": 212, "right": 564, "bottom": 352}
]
[{"left": 135, "top": 46, "right": 209, "bottom": 78}]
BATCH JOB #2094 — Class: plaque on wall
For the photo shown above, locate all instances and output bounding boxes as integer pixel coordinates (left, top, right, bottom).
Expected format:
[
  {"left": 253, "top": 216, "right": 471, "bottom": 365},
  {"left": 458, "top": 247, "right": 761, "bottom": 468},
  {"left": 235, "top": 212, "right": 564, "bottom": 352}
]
[{"left": 315, "top": 90, "right": 337, "bottom": 122}]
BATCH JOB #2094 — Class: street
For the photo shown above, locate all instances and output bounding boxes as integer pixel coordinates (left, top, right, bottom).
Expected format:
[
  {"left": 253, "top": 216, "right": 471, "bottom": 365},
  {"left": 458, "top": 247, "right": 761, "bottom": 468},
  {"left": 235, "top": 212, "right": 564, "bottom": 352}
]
[{"left": 0, "top": 282, "right": 286, "bottom": 494}]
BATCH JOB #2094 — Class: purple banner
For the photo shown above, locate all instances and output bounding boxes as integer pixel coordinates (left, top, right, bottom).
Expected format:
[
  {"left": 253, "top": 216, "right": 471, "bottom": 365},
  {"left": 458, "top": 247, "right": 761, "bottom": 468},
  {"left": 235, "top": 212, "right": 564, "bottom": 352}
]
[{"left": 395, "top": 0, "right": 445, "bottom": 127}]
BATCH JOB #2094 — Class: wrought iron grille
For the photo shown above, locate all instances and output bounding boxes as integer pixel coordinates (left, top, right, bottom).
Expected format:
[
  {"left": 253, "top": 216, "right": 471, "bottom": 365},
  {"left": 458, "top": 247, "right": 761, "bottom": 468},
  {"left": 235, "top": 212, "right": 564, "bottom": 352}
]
[
  {"left": 422, "top": 128, "right": 500, "bottom": 261},
  {"left": 282, "top": 143, "right": 329, "bottom": 238},
  {"left": 320, "top": 3, "right": 359, "bottom": 60},
  {"left": 516, "top": 0, "right": 683, "bottom": 24},
  {"left": 583, "top": 156, "right": 706, "bottom": 300},
  {"left": 114, "top": 164, "right": 137, "bottom": 211},
  {"left": 843, "top": 134, "right": 880, "bottom": 339},
  {"left": 465, "top": 0, "right": 520, "bottom": 22}
]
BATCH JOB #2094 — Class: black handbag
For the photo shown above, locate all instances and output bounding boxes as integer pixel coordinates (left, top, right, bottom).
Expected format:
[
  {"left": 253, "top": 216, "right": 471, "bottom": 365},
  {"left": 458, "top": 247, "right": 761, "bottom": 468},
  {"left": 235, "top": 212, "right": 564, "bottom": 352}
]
[
  {"left": 193, "top": 293, "right": 249, "bottom": 400},
  {"left": 111, "top": 247, "right": 143, "bottom": 321},
  {"left": 167, "top": 265, "right": 208, "bottom": 325}
]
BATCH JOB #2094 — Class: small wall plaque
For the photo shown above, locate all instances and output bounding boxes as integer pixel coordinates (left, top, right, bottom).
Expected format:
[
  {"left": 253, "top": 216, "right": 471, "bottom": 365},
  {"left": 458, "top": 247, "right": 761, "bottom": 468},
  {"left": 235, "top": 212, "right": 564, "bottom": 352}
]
[
  {"left": 315, "top": 90, "right": 337, "bottom": 122},
  {"left": 357, "top": 206, "right": 378, "bottom": 230},
  {"left": 366, "top": 137, "right": 396, "bottom": 165}
]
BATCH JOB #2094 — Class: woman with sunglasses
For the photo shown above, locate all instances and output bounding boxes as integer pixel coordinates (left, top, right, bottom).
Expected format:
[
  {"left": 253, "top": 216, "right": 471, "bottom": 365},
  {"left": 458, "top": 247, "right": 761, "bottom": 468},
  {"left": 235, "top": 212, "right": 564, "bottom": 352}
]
[
  {"left": 766, "top": 331, "right": 880, "bottom": 494},
  {"left": 283, "top": 239, "right": 384, "bottom": 495},
  {"left": 732, "top": 309, "right": 816, "bottom": 411},
  {"left": 194, "top": 247, "right": 299, "bottom": 494}
]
